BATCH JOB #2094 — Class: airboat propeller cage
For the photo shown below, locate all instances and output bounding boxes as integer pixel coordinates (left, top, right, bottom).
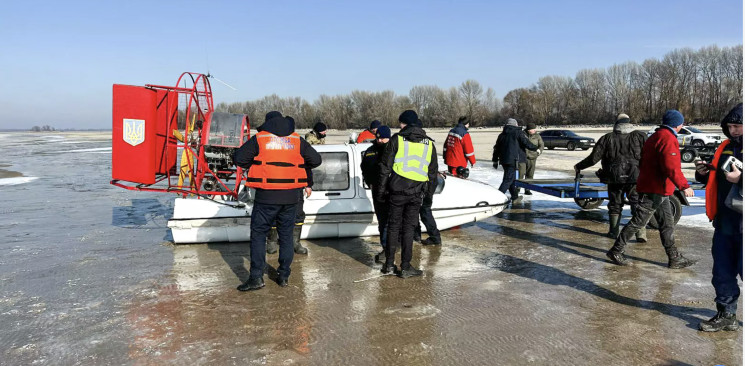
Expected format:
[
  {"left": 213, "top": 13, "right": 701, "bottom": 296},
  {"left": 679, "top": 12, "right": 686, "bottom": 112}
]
[{"left": 111, "top": 72, "right": 249, "bottom": 197}]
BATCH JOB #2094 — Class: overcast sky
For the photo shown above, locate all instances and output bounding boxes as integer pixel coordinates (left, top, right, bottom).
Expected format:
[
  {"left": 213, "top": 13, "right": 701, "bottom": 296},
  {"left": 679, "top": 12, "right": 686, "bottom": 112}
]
[{"left": 0, "top": 0, "right": 742, "bottom": 129}]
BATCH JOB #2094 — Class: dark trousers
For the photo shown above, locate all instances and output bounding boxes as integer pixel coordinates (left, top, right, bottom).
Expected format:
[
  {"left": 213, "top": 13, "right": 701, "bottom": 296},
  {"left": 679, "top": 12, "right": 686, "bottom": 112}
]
[
  {"left": 499, "top": 164, "right": 519, "bottom": 198},
  {"left": 372, "top": 194, "right": 389, "bottom": 249},
  {"left": 613, "top": 193, "right": 675, "bottom": 253},
  {"left": 386, "top": 193, "right": 423, "bottom": 269},
  {"left": 712, "top": 230, "right": 743, "bottom": 313},
  {"left": 250, "top": 202, "right": 297, "bottom": 279},
  {"left": 607, "top": 183, "right": 640, "bottom": 215},
  {"left": 417, "top": 194, "right": 440, "bottom": 240}
]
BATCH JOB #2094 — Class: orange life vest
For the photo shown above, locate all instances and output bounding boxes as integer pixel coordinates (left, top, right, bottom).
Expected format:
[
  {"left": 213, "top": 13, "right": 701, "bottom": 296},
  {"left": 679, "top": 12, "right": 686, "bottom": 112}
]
[
  {"left": 705, "top": 139, "right": 731, "bottom": 221},
  {"left": 246, "top": 131, "right": 307, "bottom": 190}
]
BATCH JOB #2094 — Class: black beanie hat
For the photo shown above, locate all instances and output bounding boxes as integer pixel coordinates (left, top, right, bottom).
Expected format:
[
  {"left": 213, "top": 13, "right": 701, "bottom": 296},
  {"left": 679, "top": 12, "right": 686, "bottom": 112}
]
[
  {"left": 398, "top": 110, "right": 418, "bottom": 125},
  {"left": 721, "top": 103, "right": 743, "bottom": 138},
  {"left": 265, "top": 111, "right": 282, "bottom": 122},
  {"left": 313, "top": 122, "right": 327, "bottom": 133},
  {"left": 525, "top": 122, "right": 537, "bottom": 130}
]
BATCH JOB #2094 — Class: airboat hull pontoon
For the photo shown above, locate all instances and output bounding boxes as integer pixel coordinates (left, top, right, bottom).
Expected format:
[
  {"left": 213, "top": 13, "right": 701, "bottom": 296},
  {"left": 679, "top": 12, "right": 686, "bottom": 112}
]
[{"left": 167, "top": 143, "right": 508, "bottom": 244}]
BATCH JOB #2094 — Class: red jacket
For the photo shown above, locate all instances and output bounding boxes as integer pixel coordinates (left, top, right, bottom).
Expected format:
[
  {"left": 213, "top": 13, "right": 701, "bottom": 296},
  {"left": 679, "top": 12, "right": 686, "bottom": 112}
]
[
  {"left": 357, "top": 130, "right": 376, "bottom": 143},
  {"left": 443, "top": 123, "right": 476, "bottom": 168},
  {"left": 636, "top": 126, "right": 690, "bottom": 195}
]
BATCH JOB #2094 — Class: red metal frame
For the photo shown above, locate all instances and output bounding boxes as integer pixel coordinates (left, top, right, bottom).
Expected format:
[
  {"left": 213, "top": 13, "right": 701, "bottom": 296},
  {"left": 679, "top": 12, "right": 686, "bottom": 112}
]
[{"left": 111, "top": 72, "right": 249, "bottom": 199}]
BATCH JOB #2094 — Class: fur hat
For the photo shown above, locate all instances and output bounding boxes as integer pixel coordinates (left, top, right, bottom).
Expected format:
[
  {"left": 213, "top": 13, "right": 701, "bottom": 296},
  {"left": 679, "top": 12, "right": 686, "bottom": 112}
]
[{"left": 616, "top": 113, "right": 630, "bottom": 124}]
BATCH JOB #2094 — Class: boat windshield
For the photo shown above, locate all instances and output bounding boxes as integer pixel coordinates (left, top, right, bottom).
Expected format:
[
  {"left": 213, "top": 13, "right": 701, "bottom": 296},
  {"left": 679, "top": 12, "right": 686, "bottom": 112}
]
[
  {"left": 312, "top": 152, "right": 350, "bottom": 191},
  {"left": 208, "top": 112, "right": 245, "bottom": 148}
]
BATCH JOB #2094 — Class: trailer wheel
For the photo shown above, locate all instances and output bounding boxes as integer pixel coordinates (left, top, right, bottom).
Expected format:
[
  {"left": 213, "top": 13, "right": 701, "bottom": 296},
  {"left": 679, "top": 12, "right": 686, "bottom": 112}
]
[
  {"left": 647, "top": 195, "right": 683, "bottom": 229},
  {"left": 681, "top": 149, "right": 696, "bottom": 163},
  {"left": 574, "top": 197, "right": 604, "bottom": 210}
]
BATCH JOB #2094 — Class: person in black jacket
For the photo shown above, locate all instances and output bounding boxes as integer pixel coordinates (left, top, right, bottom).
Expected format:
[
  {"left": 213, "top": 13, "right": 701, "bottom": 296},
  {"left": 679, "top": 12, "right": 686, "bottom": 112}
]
[
  {"left": 492, "top": 118, "right": 538, "bottom": 202},
  {"left": 574, "top": 113, "right": 648, "bottom": 240},
  {"left": 360, "top": 125, "right": 392, "bottom": 263},
  {"left": 377, "top": 110, "right": 438, "bottom": 278},
  {"left": 695, "top": 103, "right": 743, "bottom": 332},
  {"left": 233, "top": 113, "right": 322, "bottom": 291}
]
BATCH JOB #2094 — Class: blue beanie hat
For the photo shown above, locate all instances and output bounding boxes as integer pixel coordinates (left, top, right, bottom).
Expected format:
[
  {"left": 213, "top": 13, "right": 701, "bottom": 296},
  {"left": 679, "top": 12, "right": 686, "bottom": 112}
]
[
  {"left": 369, "top": 120, "right": 382, "bottom": 130},
  {"left": 376, "top": 126, "right": 391, "bottom": 139},
  {"left": 662, "top": 110, "right": 684, "bottom": 127},
  {"left": 398, "top": 110, "right": 419, "bottom": 125}
]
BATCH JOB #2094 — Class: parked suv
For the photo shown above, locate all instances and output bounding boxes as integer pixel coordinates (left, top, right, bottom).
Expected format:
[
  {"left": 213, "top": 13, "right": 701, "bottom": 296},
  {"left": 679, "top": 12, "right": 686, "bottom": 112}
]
[
  {"left": 539, "top": 130, "right": 595, "bottom": 151},
  {"left": 647, "top": 126, "right": 722, "bottom": 147}
]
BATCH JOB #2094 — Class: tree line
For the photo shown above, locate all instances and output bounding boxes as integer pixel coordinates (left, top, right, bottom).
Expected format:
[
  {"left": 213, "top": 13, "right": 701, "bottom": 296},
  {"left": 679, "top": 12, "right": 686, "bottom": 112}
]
[
  {"left": 30, "top": 125, "right": 56, "bottom": 132},
  {"left": 215, "top": 44, "right": 742, "bottom": 129}
]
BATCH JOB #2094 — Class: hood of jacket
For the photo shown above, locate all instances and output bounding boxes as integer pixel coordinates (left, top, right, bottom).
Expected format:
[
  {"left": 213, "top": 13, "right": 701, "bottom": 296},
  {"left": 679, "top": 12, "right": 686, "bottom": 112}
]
[
  {"left": 257, "top": 116, "right": 295, "bottom": 137},
  {"left": 399, "top": 125, "right": 432, "bottom": 142},
  {"left": 613, "top": 122, "right": 635, "bottom": 134},
  {"left": 503, "top": 124, "right": 523, "bottom": 136}
]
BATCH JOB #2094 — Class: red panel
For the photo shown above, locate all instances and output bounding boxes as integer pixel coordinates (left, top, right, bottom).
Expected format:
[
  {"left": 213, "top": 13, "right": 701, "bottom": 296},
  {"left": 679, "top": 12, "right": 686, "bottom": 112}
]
[
  {"left": 154, "top": 90, "right": 178, "bottom": 175},
  {"left": 112, "top": 85, "right": 157, "bottom": 184}
]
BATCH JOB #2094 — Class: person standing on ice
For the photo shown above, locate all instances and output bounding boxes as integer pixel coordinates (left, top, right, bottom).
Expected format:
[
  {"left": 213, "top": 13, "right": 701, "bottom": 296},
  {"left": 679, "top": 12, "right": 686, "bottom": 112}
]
[
  {"left": 360, "top": 125, "right": 392, "bottom": 263},
  {"left": 574, "top": 113, "right": 648, "bottom": 241},
  {"left": 377, "top": 110, "right": 438, "bottom": 278},
  {"left": 491, "top": 118, "right": 538, "bottom": 203},
  {"left": 518, "top": 122, "right": 544, "bottom": 195},
  {"left": 695, "top": 103, "right": 743, "bottom": 332},
  {"left": 443, "top": 116, "right": 476, "bottom": 177},
  {"left": 606, "top": 110, "right": 696, "bottom": 268},
  {"left": 357, "top": 120, "right": 382, "bottom": 144},
  {"left": 305, "top": 122, "right": 327, "bottom": 145},
  {"left": 233, "top": 113, "right": 322, "bottom": 291}
]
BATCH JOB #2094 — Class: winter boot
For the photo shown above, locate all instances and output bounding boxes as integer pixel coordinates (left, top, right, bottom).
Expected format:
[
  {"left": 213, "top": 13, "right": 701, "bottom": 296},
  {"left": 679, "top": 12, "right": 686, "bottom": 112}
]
[
  {"left": 381, "top": 263, "right": 398, "bottom": 275},
  {"left": 666, "top": 247, "right": 697, "bottom": 269},
  {"left": 607, "top": 214, "right": 621, "bottom": 239},
  {"left": 266, "top": 227, "right": 279, "bottom": 254},
  {"left": 635, "top": 226, "right": 648, "bottom": 243},
  {"left": 421, "top": 236, "right": 441, "bottom": 246},
  {"left": 524, "top": 189, "right": 532, "bottom": 195},
  {"left": 374, "top": 251, "right": 385, "bottom": 264},
  {"left": 699, "top": 304, "right": 739, "bottom": 332},
  {"left": 398, "top": 266, "right": 423, "bottom": 278},
  {"left": 292, "top": 225, "right": 308, "bottom": 254},
  {"left": 606, "top": 242, "right": 631, "bottom": 266}
]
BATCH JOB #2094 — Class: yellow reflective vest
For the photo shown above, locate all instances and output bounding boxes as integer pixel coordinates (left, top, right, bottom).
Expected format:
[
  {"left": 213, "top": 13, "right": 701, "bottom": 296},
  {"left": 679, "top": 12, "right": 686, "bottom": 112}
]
[{"left": 392, "top": 135, "right": 433, "bottom": 182}]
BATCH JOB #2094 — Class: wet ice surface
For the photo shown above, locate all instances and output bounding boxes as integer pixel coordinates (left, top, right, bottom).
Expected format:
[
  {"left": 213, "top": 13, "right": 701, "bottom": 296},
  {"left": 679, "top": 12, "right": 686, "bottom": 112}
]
[{"left": 0, "top": 132, "right": 741, "bottom": 365}]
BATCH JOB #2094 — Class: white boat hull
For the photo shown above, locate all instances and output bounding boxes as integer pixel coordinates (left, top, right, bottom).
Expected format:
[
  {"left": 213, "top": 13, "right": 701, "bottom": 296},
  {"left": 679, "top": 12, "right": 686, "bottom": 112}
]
[{"left": 167, "top": 143, "right": 508, "bottom": 244}]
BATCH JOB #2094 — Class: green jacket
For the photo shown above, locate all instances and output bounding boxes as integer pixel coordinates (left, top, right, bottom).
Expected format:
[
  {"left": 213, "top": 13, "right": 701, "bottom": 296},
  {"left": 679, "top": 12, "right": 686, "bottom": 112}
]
[
  {"left": 304, "top": 131, "right": 325, "bottom": 145},
  {"left": 525, "top": 132, "right": 544, "bottom": 160}
]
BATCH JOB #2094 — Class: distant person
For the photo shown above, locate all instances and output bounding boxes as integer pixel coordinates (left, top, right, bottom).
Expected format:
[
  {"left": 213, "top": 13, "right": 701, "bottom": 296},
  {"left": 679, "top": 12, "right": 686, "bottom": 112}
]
[
  {"left": 305, "top": 122, "right": 327, "bottom": 145},
  {"left": 695, "top": 103, "right": 742, "bottom": 332},
  {"left": 606, "top": 110, "right": 696, "bottom": 269},
  {"left": 518, "top": 122, "right": 544, "bottom": 195},
  {"left": 357, "top": 120, "right": 382, "bottom": 144},
  {"left": 234, "top": 113, "right": 322, "bottom": 291},
  {"left": 360, "top": 125, "right": 392, "bottom": 263},
  {"left": 574, "top": 113, "right": 648, "bottom": 241},
  {"left": 443, "top": 116, "right": 476, "bottom": 177},
  {"left": 378, "top": 110, "right": 438, "bottom": 278},
  {"left": 492, "top": 118, "right": 538, "bottom": 202}
]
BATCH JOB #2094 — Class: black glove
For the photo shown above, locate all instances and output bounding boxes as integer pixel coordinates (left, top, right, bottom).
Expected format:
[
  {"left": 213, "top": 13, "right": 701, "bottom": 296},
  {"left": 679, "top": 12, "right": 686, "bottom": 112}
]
[{"left": 492, "top": 162, "right": 500, "bottom": 169}]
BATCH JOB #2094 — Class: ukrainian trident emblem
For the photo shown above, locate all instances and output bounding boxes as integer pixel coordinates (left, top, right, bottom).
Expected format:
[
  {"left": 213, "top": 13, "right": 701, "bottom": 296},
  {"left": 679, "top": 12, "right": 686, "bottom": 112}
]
[{"left": 123, "top": 119, "right": 145, "bottom": 146}]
